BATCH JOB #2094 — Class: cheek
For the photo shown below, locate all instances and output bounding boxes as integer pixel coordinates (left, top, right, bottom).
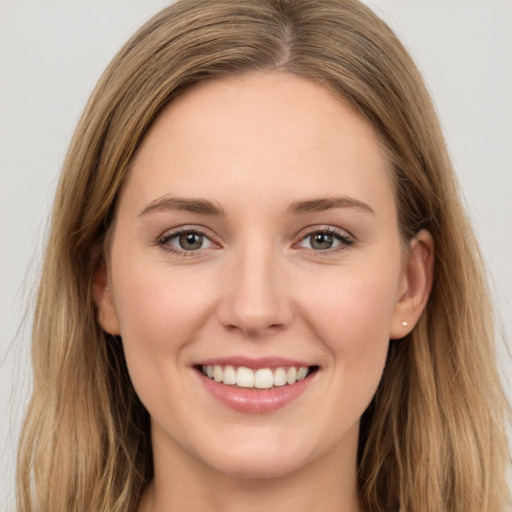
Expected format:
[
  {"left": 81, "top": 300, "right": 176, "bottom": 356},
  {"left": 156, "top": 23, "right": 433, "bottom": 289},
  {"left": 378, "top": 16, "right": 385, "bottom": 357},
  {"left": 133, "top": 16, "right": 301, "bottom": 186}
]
[
  {"left": 296, "top": 257, "right": 401, "bottom": 404},
  {"left": 115, "top": 274, "right": 195, "bottom": 349},
  {"left": 110, "top": 251, "right": 217, "bottom": 383},
  {"left": 300, "top": 263, "right": 399, "bottom": 345},
  {"left": 109, "top": 256, "right": 223, "bottom": 432}
]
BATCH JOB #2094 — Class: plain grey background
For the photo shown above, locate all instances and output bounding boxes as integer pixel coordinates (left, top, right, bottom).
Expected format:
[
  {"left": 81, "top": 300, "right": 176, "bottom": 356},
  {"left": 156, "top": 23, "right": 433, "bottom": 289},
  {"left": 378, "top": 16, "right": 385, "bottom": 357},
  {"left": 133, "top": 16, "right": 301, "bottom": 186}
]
[{"left": 1, "top": 1, "right": 511, "bottom": 508}]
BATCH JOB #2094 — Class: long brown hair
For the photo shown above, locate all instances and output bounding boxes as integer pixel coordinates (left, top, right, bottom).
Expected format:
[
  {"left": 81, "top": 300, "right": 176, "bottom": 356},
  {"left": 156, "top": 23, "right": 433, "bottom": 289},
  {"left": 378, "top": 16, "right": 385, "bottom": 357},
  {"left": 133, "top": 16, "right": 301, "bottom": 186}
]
[{"left": 17, "top": 1, "right": 511, "bottom": 511}]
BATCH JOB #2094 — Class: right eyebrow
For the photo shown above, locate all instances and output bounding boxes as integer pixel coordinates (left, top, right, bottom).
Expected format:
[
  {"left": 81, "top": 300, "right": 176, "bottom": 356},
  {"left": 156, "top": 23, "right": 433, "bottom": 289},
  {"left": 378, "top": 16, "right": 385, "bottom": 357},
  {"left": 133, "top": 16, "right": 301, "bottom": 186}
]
[
  {"left": 286, "top": 196, "right": 375, "bottom": 215},
  {"left": 138, "top": 196, "right": 226, "bottom": 217}
]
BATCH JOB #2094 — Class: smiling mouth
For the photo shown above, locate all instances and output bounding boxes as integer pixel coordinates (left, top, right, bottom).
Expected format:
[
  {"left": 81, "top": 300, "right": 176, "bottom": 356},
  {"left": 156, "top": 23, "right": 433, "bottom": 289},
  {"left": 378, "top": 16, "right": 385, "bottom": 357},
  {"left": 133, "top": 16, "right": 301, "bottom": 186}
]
[{"left": 197, "top": 365, "right": 319, "bottom": 390}]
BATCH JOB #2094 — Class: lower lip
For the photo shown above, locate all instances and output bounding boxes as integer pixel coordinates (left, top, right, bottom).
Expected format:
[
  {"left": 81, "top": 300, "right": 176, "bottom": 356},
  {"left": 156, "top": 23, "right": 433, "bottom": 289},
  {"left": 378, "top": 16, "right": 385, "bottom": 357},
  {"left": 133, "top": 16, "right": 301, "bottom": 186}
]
[{"left": 197, "top": 371, "right": 315, "bottom": 413}]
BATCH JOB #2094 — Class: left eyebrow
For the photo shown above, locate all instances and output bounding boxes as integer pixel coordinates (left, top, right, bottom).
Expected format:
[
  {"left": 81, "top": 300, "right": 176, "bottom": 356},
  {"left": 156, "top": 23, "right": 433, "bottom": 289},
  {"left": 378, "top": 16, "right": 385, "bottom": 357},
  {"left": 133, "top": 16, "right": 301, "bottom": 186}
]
[
  {"left": 138, "top": 196, "right": 226, "bottom": 217},
  {"left": 286, "top": 196, "right": 375, "bottom": 215}
]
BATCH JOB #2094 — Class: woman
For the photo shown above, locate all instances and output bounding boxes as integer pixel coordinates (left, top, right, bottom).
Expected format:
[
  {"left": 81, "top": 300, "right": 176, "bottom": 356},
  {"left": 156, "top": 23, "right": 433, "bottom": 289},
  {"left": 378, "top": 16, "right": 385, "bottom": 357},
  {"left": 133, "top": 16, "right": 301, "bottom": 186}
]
[{"left": 16, "top": 0, "right": 511, "bottom": 511}]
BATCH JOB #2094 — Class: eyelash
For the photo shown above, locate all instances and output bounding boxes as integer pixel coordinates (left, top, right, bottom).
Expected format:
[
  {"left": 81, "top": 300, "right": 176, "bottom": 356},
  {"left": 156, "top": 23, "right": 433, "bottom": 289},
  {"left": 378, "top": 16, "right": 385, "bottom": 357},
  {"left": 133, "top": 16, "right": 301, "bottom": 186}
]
[
  {"left": 157, "top": 227, "right": 217, "bottom": 257},
  {"left": 156, "top": 226, "right": 354, "bottom": 257},
  {"left": 296, "top": 226, "right": 354, "bottom": 253}
]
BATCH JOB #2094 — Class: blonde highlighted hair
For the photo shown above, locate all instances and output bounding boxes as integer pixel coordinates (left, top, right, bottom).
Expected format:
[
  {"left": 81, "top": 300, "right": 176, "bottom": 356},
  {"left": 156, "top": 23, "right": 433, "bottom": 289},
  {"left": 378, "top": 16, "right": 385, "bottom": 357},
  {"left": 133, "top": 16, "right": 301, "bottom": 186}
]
[{"left": 17, "top": 1, "right": 510, "bottom": 511}]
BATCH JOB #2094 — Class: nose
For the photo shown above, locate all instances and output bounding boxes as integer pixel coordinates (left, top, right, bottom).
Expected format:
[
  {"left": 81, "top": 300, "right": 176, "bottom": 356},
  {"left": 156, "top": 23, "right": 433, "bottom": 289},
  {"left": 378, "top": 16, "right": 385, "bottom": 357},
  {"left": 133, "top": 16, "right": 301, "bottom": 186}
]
[{"left": 217, "top": 244, "right": 293, "bottom": 336}]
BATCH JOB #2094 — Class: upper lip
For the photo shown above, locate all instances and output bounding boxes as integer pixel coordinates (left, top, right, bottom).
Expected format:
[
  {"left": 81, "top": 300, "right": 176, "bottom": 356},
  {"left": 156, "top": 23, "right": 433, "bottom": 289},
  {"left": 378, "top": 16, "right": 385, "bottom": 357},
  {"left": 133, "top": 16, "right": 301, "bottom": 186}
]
[{"left": 194, "top": 356, "right": 315, "bottom": 369}]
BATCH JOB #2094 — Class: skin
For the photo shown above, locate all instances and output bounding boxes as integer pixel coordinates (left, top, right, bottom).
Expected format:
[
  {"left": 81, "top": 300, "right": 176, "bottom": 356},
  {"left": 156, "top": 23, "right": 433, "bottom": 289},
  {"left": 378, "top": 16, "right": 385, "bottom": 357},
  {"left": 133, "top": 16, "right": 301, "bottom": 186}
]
[{"left": 94, "top": 72, "right": 433, "bottom": 512}]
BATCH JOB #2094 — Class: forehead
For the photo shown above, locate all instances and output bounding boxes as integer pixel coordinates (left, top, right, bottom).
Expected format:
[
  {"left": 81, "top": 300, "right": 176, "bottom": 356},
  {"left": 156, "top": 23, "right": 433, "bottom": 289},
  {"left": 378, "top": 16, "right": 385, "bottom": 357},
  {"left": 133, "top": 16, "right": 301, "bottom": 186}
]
[{"left": 121, "top": 72, "right": 395, "bottom": 217}]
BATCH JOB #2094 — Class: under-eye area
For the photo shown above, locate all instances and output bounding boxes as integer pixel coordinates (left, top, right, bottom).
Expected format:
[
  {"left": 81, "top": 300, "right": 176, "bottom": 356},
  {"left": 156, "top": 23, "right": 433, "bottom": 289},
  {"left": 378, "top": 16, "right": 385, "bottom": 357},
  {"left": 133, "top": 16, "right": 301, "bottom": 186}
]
[{"left": 196, "top": 365, "right": 320, "bottom": 390}]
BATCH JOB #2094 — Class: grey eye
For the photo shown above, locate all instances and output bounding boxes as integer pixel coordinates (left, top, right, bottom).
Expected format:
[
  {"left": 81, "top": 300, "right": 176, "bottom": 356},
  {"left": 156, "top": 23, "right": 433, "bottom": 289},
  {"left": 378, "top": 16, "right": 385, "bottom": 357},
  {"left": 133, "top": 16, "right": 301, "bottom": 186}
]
[
  {"left": 309, "top": 233, "right": 335, "bottom": 250},
  {"left": 297, "top": 229, "right": 349, "bottom": 251},
  {"left": 165, "top": 231, "right": 214, "bottom": 251}
]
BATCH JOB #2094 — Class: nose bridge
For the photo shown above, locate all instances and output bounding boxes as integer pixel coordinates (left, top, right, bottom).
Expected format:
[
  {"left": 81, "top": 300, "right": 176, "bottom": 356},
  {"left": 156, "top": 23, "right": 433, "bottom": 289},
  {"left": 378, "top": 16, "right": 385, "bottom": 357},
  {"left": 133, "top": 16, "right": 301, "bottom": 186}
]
[{"left": 218, "top": 236, "right": 291, "bottom": 335}]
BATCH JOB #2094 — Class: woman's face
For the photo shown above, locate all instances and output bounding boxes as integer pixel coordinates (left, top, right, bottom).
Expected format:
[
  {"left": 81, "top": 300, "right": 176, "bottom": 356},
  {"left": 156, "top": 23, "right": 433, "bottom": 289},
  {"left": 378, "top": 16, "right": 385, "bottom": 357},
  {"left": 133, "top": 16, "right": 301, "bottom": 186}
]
[{"left": 97, "top": 72, "right": 422, "bottom": 479}]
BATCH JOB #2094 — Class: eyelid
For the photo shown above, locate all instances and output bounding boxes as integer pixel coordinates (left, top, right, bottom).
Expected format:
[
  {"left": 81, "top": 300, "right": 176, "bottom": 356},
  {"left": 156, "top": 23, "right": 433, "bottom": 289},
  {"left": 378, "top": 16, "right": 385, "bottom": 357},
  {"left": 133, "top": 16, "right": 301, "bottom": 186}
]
[
  {"left": 157, "top": 225, "right": 221, "bottom": 255},
  {"left": 293, "top": 225, "right": 355, "bottom": 251},
  {"left": 155, "top": 224, "right": 354, "bottom": 257}
]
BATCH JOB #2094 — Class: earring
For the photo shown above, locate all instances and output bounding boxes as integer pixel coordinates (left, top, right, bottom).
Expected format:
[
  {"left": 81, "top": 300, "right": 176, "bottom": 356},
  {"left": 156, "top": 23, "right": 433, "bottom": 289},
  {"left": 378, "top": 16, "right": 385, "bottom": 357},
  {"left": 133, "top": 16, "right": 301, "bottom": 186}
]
[{"left": 401, "top": 320, "right": 409, "bottom": 327}]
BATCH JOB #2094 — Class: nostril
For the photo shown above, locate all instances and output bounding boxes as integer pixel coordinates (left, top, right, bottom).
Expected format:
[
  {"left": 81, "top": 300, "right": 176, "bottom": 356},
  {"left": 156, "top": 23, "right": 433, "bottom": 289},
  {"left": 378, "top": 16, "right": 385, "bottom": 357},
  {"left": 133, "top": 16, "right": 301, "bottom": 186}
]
[
  {"left": 216, "top": 272, "right": 294, "bottom": 334},
  {"left": 222, "top": 317, "right": 286, "bottom": 337}
]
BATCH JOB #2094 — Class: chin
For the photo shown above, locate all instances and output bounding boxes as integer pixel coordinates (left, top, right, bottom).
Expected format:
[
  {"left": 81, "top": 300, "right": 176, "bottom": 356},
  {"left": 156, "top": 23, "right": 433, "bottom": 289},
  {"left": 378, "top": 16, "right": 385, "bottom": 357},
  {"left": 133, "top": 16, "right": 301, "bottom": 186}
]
[
  {"left": 186, "top": 429, "right": 320, "bottom": 480},
  {"left": 207, "top": 452, "right": 306, "bottom": 480}
]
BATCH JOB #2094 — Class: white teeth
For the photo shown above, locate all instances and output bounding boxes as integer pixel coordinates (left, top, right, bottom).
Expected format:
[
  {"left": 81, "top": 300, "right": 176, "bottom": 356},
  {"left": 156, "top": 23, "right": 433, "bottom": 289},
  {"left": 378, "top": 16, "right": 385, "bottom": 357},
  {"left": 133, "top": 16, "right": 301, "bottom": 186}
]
[
  {"left": 286, "top": 367, "right": 297, "bottom": 385},
  {"left": 254, "top": 368, "right": 274, "bottom": 389},
  {"left": 223, "top": 365, "right": 236, "bottom": 385},
  {"left": 236, "top": 367, "right": 255, "bottom": 388},
  {"left": 201, "top": 364, "right": 314, "bottom": 388},
  {"left": 297, "top": 367, "right": 308, "bottom": 381},
  {"left": 213, "top": 365, "right": 223, "bottom": 382},
  {"left": 273, "top": 367, "right": 287, "bottom": 387}
]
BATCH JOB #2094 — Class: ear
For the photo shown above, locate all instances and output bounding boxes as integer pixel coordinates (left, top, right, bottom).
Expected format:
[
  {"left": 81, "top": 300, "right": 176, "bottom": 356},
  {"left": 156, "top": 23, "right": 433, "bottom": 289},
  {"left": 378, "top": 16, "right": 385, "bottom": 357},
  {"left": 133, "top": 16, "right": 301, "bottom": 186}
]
[
  {"left": 390, "top": 229, "right": 434, "bottom": 339},
  {"left": 91, "top": 259, "right": 121, "bottom": 335}
]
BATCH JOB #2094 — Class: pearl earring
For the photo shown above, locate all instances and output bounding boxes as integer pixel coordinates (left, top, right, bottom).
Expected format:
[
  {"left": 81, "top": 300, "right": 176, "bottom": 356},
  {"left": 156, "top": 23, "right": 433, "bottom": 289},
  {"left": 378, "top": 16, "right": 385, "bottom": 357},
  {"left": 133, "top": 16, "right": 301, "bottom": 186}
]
[{"left": 401, "top": 320, "right": 409, "bottom": 327}]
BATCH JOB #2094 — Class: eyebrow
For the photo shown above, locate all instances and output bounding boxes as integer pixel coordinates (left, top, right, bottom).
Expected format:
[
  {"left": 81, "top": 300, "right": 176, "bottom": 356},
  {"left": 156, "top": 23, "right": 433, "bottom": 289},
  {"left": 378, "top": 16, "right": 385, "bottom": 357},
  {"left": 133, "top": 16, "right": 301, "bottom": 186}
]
[
  {"left": 286, "top": 196, "right": 375, "bottom": 215},
  {"left": 138, "top": 195, "right": 374, "bottom": 218},
  {"left": 138, "top": 196, "right": 225, "bottom": 217}
]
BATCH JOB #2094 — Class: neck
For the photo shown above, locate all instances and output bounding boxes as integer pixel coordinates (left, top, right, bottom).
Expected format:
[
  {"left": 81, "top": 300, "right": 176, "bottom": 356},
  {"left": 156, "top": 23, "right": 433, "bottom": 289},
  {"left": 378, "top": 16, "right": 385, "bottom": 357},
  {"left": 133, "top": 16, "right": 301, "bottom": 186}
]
[{"left": 139, "top": 424, "right": 363, "bottom": 512}]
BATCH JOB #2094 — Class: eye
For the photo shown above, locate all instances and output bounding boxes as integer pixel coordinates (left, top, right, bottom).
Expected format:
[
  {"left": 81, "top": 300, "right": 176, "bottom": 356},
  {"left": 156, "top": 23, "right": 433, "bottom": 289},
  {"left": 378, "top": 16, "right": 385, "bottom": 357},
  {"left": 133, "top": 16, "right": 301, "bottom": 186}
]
[
  {"left": 159, "top": 228, "right": 215, "bottom": 253},
  {"left": 296, "top": 228, "right": 353, "bottom": 251}
]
